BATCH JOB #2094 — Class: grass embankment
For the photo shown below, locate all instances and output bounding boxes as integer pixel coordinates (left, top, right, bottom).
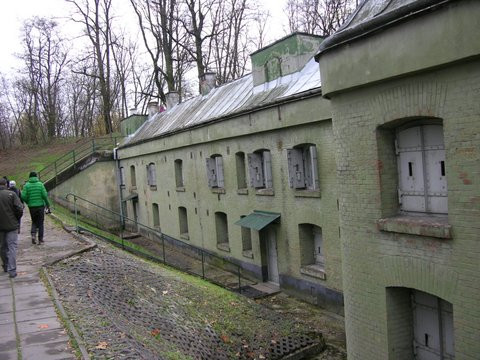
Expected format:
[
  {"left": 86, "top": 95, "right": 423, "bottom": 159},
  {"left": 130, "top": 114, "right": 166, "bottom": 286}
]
[{"left": 0, "top": 139, "right": 81, "bottom": 183}]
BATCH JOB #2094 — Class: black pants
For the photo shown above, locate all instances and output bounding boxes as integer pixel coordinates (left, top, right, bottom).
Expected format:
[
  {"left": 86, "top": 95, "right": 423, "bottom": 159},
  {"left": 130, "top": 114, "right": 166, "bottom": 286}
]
[{"left": 29, "top": 206, "right": 45, "bottom": 241}]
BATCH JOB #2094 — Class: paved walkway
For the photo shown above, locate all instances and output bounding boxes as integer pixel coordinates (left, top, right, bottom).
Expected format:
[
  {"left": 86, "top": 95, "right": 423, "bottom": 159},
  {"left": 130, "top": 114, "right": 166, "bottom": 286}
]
[{"left": 0, "top": 214, "right": 90, "bottom": 360}]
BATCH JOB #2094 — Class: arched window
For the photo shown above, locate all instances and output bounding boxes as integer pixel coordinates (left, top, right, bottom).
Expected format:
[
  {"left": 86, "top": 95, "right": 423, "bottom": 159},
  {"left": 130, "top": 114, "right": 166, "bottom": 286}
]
[
  {"left": 175, "top": 159, "right": 184, "bottom": 188},
  {"left": 147, "top": 162, "right": 157, "bottom": 187},
  {"left": 178, "top": 207, "right": 189, "bottom": 239},
  {"left": 130, "top": 165, "right": 136, "bottom": 188},
  {"left": 215, "top": 211, "right": 229, "bottom": 251}
]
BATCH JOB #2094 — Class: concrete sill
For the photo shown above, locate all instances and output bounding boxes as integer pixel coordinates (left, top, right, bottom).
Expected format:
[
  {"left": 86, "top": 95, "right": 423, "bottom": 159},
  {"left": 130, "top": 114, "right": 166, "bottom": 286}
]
[
  {"left": 300, "top": 265, "right": 326, "bottom": 280},
  {"left": 149, "top": 185, "right": 157, "bottom": 191},
  {"left": 242, "top": 250, "right": 253, "bottom": 259},
  {"left": 120, "top": 185, "right": 126, "bottom": 189},
  {"left": 176, "top": 187, "right": 186, "bottom": 192},
  {"left": 237, "top": 188, "right": 248, "bottom": 195},
  {"left": 130, "top": 186, "right": 137, "bottom": 191},
  {"left": 255, "top": 188, "right": 274, "bottom": 196},
  {"left": 217, "top": 242, "right": 230, "bottom": 252},
  {"left": 180, "top": 233, "right": 189, "bottom": 240},
  {"left": 377, "top": 215, "right": 451, "bottom": 239},
  {"left": 294, "top": 189, "right": 321, "bottom": 198},
  {"left": 211, "top": 188, "right": 226, "bottom": 194}
]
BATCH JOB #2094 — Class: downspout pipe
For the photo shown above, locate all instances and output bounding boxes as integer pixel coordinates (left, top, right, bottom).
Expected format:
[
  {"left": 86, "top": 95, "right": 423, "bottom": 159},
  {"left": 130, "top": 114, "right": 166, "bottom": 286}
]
[{"left": 113, "top": 147, "right": 125, "bottom": 229}]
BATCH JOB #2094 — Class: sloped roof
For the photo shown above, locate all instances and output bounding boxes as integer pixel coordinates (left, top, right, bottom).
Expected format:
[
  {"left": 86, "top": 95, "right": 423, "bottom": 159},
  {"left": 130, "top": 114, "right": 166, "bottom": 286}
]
[
  {"left": 120, "top": 57, "right": 321, "bottom": 148},
  {"left": 316, "top": 0, "right": 453, "bottom": 57}
]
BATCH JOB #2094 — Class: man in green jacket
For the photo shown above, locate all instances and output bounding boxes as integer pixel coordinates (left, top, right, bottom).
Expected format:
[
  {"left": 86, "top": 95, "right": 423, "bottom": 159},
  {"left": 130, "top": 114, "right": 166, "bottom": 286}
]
[{"left": 21, "top": 172, "right": 50, "bottom": 245}]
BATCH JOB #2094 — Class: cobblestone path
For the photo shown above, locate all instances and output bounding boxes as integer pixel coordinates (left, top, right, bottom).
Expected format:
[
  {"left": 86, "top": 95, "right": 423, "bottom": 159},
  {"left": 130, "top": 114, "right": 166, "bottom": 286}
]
[{"left": 48, "top": 242, "right": 323, "bottom": 359}]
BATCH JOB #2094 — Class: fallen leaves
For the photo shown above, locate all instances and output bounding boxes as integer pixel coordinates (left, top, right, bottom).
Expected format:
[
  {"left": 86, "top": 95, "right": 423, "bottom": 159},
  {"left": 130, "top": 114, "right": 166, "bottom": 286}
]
[
  {"left": 220, "top": 334, "right": 230, "bottom": 343},
  {"left": 151, "top": 329, "right": 161, "bottom": 337},
  {"left": 38, "top": 324, "right": 49, "bottom": 329},
  {"left": 95, "top": 341, "right": 108, "bottom": 349}
]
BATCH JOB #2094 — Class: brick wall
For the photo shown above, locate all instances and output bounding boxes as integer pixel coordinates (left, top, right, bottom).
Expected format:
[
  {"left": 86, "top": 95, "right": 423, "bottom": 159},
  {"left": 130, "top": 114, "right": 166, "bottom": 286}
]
[{"left": 332, "top": 60, "right": 480, "bottom": 358}]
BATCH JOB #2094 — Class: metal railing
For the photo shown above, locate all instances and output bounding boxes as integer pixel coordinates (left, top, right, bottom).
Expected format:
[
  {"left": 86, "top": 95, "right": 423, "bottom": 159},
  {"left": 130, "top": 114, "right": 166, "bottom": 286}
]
[
  {"left": 38, "top": 136, "right": 123, "bottom": 184},
  {"left": 63, "top": 193, "right": 246, "bottom": 292}
]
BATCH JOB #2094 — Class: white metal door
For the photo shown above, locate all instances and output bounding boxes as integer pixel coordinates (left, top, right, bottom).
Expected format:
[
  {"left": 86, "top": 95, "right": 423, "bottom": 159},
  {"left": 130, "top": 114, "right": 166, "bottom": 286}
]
[
  {"left": 266, "top": 228, "right": 279, "bottom": 284},
  {"left": 397, "top": 125, "right": 447, "bottom": 213},
  {"left": 412, "top": 290, "right": 454, "bottom": 360}
]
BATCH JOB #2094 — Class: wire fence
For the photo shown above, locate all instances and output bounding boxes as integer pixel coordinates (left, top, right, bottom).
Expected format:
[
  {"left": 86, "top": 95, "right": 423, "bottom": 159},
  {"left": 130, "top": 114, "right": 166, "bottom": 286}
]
[{"left": 59, "top": 193, "right": 252, "bottom": 292}]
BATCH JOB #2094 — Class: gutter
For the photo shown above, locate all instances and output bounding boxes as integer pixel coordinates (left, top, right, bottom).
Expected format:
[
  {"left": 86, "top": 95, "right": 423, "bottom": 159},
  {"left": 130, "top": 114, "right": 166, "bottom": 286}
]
[
  {"left": 117, "top": 87, "right": 323, "bottom": 151},
  {"left": 315, "top": 0, "right": 456, "bottom": 60}
]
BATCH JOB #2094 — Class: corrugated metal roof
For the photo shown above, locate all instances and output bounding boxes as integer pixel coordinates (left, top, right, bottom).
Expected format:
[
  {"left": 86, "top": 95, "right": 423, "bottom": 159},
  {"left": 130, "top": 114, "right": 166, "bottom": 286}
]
[
  {"left": 121, "top": 56, "right": 321, "bottom": 148},
  {"left": 235, "top": 211, "right": 281, "bottom": 231}
]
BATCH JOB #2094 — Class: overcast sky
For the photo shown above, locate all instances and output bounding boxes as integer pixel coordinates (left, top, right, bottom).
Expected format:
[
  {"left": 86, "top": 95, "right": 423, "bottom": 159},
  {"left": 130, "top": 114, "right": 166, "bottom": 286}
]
[{"left": 0, "top": 0, "right": 289, "bottom": 73}]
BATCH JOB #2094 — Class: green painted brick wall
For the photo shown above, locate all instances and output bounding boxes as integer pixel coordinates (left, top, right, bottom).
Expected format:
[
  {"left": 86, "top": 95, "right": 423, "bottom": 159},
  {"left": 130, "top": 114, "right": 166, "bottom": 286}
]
[
  {"left": 118, "top": 94, "right": 344, "bottom": 306},
  {"left": 329, "top": 61, "right": 480, "bottom": 359}
]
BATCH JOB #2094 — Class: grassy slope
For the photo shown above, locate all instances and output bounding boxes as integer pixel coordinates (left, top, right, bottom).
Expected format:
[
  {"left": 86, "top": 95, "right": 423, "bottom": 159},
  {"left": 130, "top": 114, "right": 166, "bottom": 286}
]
[{"left": 0, "top": 139, "right": 82, "bottom": 184}]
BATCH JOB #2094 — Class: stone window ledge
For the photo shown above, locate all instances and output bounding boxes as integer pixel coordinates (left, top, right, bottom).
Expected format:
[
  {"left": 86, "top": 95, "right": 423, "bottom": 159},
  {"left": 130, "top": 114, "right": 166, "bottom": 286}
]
[
  {"left": 211, "top": 188, "right": 226, "bottom": 194},
  {"left": 176, "top": 187, "right": 186, "bottom": 192},
  {"left": 149, "top": 185, "right": 157, "bottom": 191},
  {"left": 242, "top": 250, "right": 253, "bottom": 259},
  {"left": 237, "top": 188, "right": 248, "bottom": 195},
  {"left": 300, "top": 265, "right": 326, "bottom": 280},
  {"left": 255, "top": 188, "right": 274, "bottom": 196},
  {"left": 180, "top": 233, "right": 189, "bottom": 240},
  {"left": 217, "top": 242, "right": 230, "bottom": 252},
  {"left": 377, "top": 215, "right": 451, "bottom": 239},
  {"left": 294, "top": 189, "right": 321, "bottom": 198}
]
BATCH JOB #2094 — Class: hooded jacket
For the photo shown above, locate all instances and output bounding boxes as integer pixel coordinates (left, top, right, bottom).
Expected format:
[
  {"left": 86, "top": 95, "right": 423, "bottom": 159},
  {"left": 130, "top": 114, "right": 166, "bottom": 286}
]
[
  {"left": 21, "top": 176, "right": 50, "bottom": 208},
  {"left": 0, "top": 185, "right": 23, "bottom": 231}
]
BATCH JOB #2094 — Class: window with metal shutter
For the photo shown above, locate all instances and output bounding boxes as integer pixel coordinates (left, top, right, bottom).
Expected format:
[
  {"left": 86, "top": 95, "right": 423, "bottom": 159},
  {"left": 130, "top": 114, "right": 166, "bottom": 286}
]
[
  {"left": 263, "top": 151, "right": 273, "bottom": 189},
  {"left": 396, "top": 125, "right": 447, "bottom": 214},
  {"left": 412, "top": 290, "right": 455, "bottom": 360},
  {"left": 248, "top": 152, "right": 264, "bottom": 188},
  {"left": 215, "top": 156, "right": 224, "bottom": 188},
  {"left": 287, "top": 148, "right": 305, "bottom": 188},
  {"left": 206, "top": 157, "right": 217, "bottom": 187},
  {"left": 148, "top": 163, "right": 156, "bottom": 186},
  {"left": 308, "top": 145, "right": 319, "bottom": 190}
]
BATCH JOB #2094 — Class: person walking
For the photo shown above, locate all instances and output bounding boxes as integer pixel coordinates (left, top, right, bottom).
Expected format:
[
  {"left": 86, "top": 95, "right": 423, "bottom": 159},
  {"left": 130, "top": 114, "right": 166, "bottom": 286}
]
[
  {"left": 8, "top": 180, "right": 23, "bottom": 233},
  {"left": 0, "top": 177, "right": 23, "bottom": 278},
  {"left": 21, "top": 172, "right": 50, "bottom": 245}
]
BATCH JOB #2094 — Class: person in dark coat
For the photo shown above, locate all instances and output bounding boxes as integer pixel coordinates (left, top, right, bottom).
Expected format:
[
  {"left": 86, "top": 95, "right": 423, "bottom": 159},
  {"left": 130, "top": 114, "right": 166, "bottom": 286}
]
[
  {"left": 0, "top": 178, "right": 23, "bottom": 278},
  {"left": 8, "top": 180, "right": 22, "bottom": 233},
  {"left": 21, "top": 172, "right": 50, "bottom": 244}
]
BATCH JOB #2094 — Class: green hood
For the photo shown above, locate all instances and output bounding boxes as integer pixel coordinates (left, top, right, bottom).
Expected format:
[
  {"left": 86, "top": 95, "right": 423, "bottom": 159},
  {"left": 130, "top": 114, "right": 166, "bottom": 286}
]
[{"left": 28, "top": 176, "right": 39, "bottom": 183}]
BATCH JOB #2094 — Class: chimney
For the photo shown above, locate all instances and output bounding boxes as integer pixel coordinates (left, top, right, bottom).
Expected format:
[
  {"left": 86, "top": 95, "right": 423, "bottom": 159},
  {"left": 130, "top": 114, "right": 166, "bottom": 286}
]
[
  {"left": 129, "top": 107, "right": 138, "bottom": 116},
  {"left": 147, "top": 101, "right": 159, "bottom": 119},
  {"left": 165, "top": 91, "right": 180, "bottom": 109},
  {"left": 199, "top": 72, "right": 216, "bottom": 96}
]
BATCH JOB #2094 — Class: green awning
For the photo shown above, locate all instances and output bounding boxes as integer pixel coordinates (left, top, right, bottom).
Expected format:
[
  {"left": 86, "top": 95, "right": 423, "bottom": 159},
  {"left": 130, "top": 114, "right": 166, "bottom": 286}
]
[
  {"left": 235, "top": 211, "right": 281, "bottom": 231},
  {"left": 122, "top": 193, "right": 138, "bottom": 202}
]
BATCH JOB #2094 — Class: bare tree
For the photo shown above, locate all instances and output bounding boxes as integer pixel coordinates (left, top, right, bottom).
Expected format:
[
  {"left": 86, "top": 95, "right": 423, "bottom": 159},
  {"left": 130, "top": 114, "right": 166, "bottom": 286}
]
[
  {"left": 211, "top": 0, "right": 263, "bottom": 84},
  {"left": 67, "top": 0, "right": 115, "bottom": 134},
  {"left": 20, "top": 18, "right": 69, "bottom": 139},
  {"left": 285, "top": 0, "right": 357, "bottom": 37}
]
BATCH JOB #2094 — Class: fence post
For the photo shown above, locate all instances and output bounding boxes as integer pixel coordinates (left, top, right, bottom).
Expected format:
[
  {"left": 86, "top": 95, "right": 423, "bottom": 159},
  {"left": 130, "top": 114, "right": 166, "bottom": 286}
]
[
  {"left": 92, "top": 138, "right": 95, "bottom": 152},
  {"left": 201, "top": 251, "right": 205, "bottom": 279},
  {"left": 162, "top": 235, "right": 166, "bottom": 264},
  {"left": 72, "top": 150, "right": 76, "bottom": 168},
  {"left": 54, "top": 161, "right": 58, "bottom": 186},
  {"left": 73, "top": 196, "right": 79, "bottom": 233},
  {"left": 238, "top": 266, "right": 241, "bottom": 293}
]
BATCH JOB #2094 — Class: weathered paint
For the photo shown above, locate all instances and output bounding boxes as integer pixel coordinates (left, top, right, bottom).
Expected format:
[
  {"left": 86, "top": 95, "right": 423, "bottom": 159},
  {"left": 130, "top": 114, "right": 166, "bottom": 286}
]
[
  {"left": 317, "top": 0, "right": 480, "bottom": 358},
  {"left": 120, "top": 114, "right": 148, "bottom": 137}
]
